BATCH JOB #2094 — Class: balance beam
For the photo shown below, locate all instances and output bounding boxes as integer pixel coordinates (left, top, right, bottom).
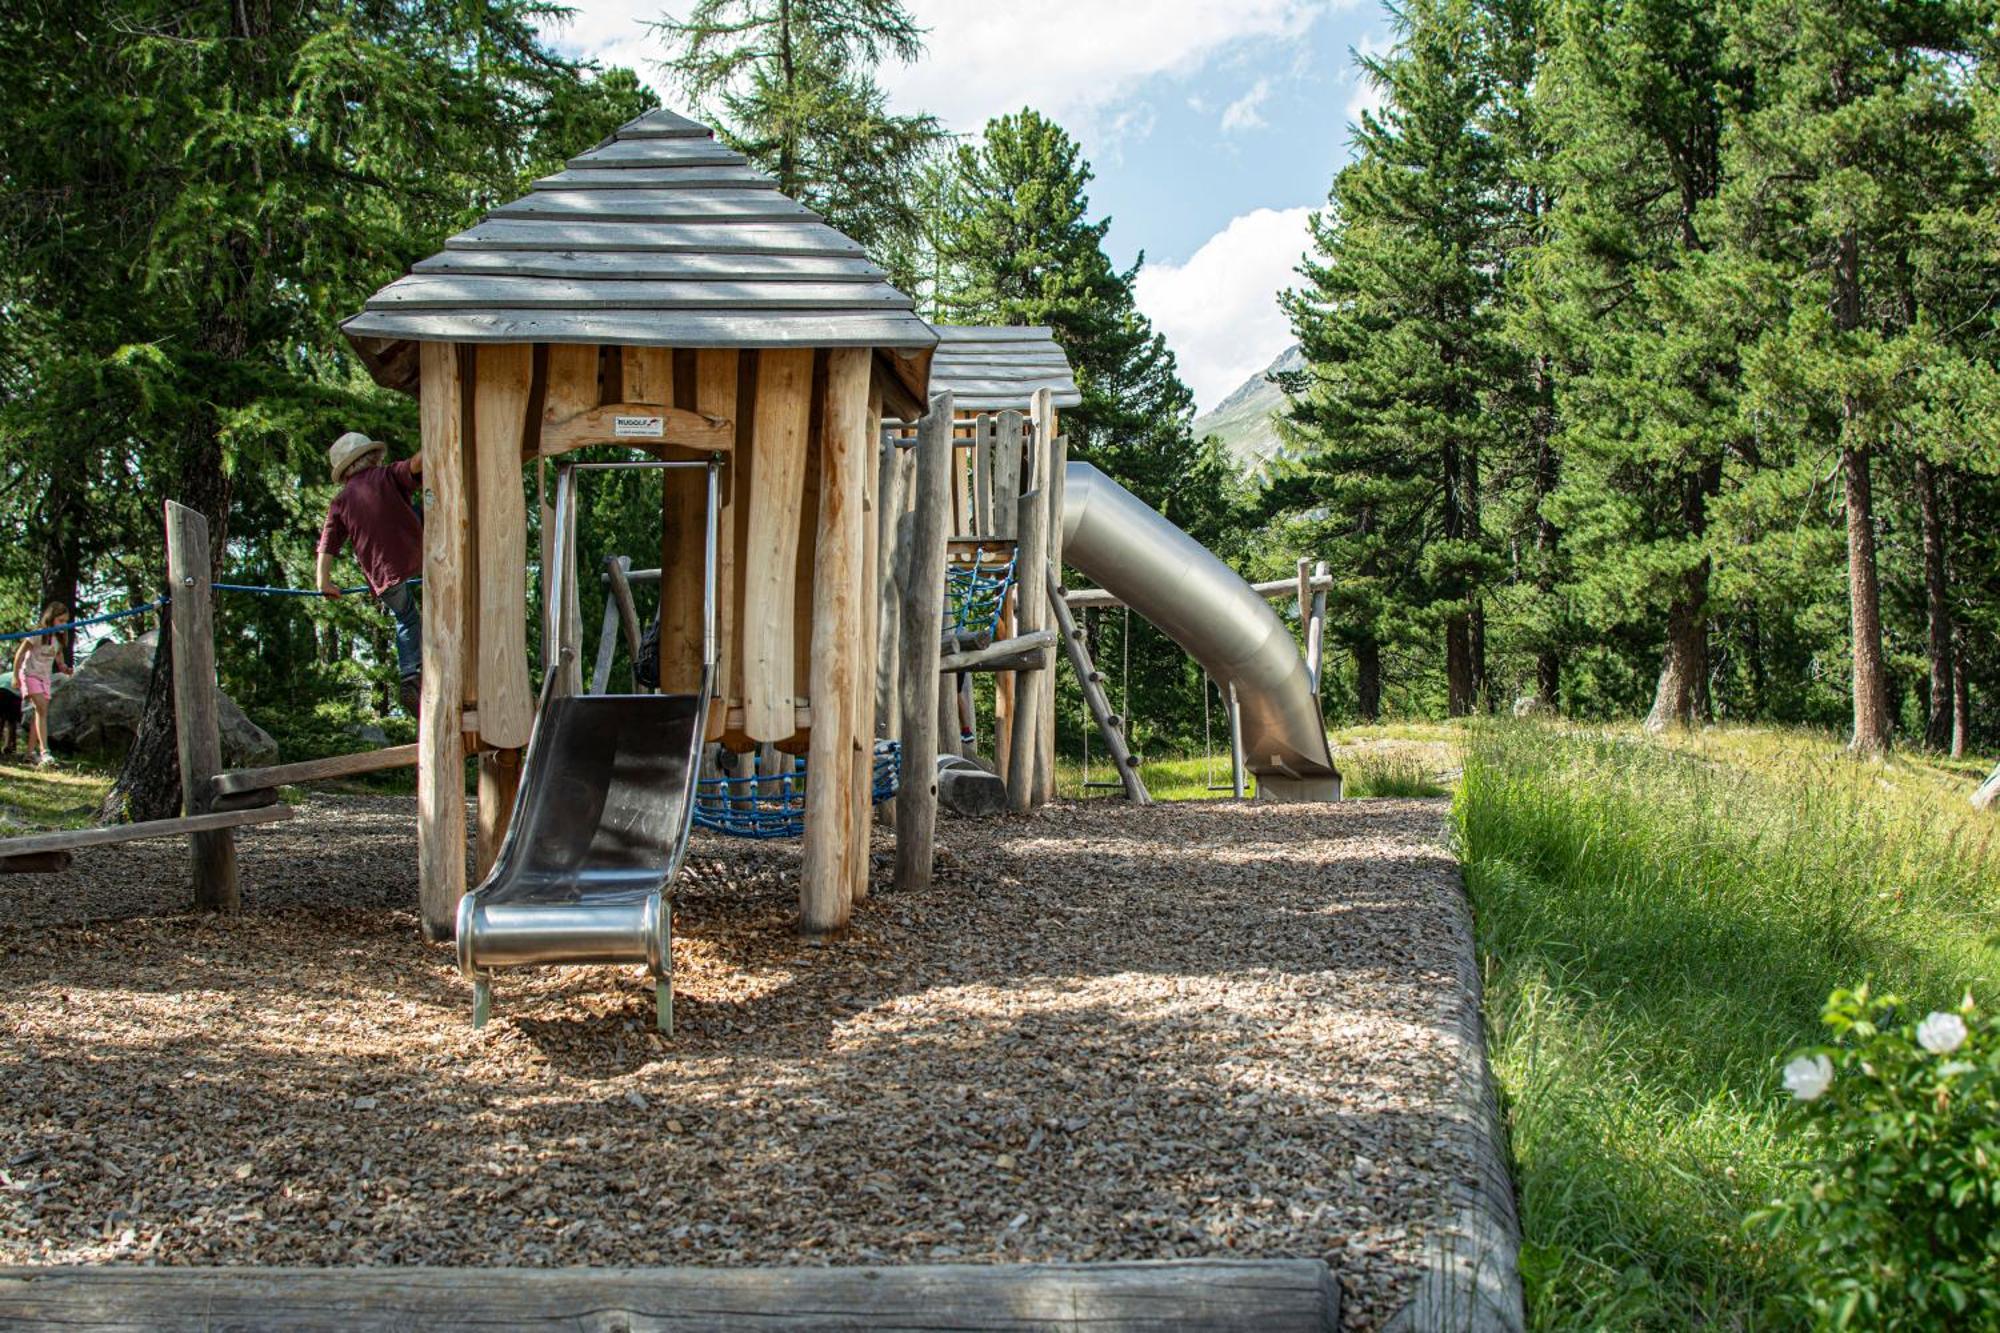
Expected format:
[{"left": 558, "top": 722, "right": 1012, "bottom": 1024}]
[
  {"left": 211, "top": 744, "right": 419, "bottom": 798},
  {"left": 0, "top": 1260, "right": 1340, "bottom": 1330},
  {"left": 0, "top": 805, "right": 294, "bottom": 871}
]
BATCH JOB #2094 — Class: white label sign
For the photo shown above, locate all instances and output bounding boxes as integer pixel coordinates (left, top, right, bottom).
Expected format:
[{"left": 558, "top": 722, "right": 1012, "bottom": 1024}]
[{"left": 613, "top": 414, "right": 665, "bottom": 438}]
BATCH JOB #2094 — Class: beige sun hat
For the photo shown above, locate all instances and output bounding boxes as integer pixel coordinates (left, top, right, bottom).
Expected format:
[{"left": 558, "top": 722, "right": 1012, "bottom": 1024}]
[{"left": 328, "top": 430, "right": 388, "bottom": 482}]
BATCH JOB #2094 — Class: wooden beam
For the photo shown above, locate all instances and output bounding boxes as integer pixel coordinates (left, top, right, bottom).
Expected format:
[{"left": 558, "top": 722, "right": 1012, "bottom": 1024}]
[
  {"left": 800, "top": 348, "right": 871, "bottom": 934},
  {"left": 740, "top": 348, "right": 813, "bottom": 742},
  {"left": 0, "top": 805, "right": 293, "bottom": 861},
  {"left": 605, "top": 556, "right": 643, "bottom": 689},
  {"left": 895, "top": 394, "right": 954, "bottom": 896},
  {"left": 213, "top": 744, "right": 419, "bottom": 797},
  {"left": 473, "top": 344, "right": 534, "bottom": 750},
  {"left": 1064, "top": 573, "right": 1337, "bottom": 611},
  {"left": 939, "top": 630, "right": 1057, "bottom": 674},
  {"left": 475, "top": 748, "right": 522, "bottom": 882},
  {"left": 1006, "top": 488, "right": 1047, "bottom": 815},
  {"left": 537, "top": 402, "right": 733, "bottom": 460},
  {"left": 164, "top": 501, "right": 237, "bottom": 910},
  {"left": 0, "top": 1260, "right": 1342, "bottom": 1331},
  {"left": 417, "top": 340, "right": 470, "bottom": 942},
  {"left": 541, "top": 343, "right": 600, "bottom": 422}
]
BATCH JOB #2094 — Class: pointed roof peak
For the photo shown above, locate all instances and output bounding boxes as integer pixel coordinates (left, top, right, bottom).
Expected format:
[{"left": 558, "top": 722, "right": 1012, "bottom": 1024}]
[{"left": 343, "top": 104, "right": 934, "bottom": 397}]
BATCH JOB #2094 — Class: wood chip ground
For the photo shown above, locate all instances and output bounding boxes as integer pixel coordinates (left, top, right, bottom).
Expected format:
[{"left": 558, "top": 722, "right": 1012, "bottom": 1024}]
[{"left": 0, "top": 794, "right": 1471, "bottom": 1330}]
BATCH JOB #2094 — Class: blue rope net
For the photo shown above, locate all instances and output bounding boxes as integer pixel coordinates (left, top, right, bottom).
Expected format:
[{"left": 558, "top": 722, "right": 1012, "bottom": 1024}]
[
  {"left": 945, "top": 550, "right": 1015, "bottom": 639},
  {"left": 694, "top": 741, "right": 901, "bottom": 839}
]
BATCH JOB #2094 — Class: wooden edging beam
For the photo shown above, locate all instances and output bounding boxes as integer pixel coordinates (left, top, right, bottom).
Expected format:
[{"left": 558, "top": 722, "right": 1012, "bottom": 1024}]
[
  {"left": 0, "top": 805, "right": 294, "bottom": 862},
  {"left": 0, "top": 1259, "right": 1341, "bottom": 1330}
]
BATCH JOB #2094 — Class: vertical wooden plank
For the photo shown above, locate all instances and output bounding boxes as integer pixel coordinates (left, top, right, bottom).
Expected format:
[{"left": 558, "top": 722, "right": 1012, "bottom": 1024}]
[
  {"left": 953, "top": 436, "right": 973, "bottom": 536},
  {"left": 543, "top": 343, "right": 600, "bottom": 423},
  {"left": 473, "top": 344, "right": 533, "bottom": 751},
  {"left": 418, "top": 340, "right": 470, "bottom": 941},
  {"left": 895, "top": 394, "right": 954, "bottom": 896},
  {"left": 973, "top": 415, "right": 994, "bottom": 536},
  {"left": 653, "top": 354, "right": 713, "bottom": 695},
  {"left": 792, "top": 353, "right": 827, "bottom": 731},
  {"left": 622, "top": 346, "right": 672, "bottom": 404},
  {"left": 165, "top": 501, "right": 236, "bottom": 910},
  {"left": 741, "top": 348, "right": 813, "bottom": 742},
  {"left": 992, "top": 412, "right": 1022, "bottom": 538},
  {"left": 1006, "top": 488, "right": 1046, "bottom": 814},
  {"left": 475, "top": 748, "right": 521, "bottom": 881},
  {"left": 991, "top": 410, "right": 1023, "bottom": 785},
  {"left": 801, "top": 349, "right": 871, "bottom": 934},
  {"left": 698, "top": 350, "right": 739, "bottom": 734},
  {"left": 875, "top": 426, "right": 903, "bottom": 742}
]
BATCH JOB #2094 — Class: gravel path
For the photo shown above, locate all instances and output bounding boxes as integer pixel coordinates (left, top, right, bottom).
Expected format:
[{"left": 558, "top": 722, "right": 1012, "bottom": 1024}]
[{"left": 0, "top": 794, "right": 1473, "bottom": 1330}]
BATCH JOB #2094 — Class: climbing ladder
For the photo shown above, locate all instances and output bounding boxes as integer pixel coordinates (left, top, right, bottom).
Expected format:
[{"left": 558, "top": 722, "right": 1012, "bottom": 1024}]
[{"left": 1048, "top": 566, "right": 1150, "bottom": 805}]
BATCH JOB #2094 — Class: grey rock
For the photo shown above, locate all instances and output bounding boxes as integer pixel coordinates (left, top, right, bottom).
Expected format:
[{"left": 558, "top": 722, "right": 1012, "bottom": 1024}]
[
  {"left": 48, "top": 632, "right": 279, "bottom": 768},
  {"left": 1511, "top": 694, "right": 1552, "bottom": 719},
  {"left": 345, "top": 721, "right": 391, "bottom": 750}
]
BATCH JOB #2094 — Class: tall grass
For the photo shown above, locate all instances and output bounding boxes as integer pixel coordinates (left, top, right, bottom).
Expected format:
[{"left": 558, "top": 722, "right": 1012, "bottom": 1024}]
[{"left": 1455, "top": 724, "right": 2000, "bottom": 1329}]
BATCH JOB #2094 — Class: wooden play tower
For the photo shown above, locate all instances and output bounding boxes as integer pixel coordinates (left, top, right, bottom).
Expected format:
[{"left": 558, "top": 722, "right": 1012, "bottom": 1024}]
[{"left": 342, "top": 108, "right": 935, "bottom": 940}]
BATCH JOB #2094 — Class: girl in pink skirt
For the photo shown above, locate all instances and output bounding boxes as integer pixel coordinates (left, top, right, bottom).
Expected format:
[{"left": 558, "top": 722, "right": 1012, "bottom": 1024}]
[{"left": 13, "top": 603, "right": 70, "bottom": 766}]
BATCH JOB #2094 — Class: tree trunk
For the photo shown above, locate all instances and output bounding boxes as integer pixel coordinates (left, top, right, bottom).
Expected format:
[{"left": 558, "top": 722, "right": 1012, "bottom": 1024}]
[
  {"left": 103, "top": 410, "right": 233, "bottom": 822},
  {"left": 1531, "top": 372, "right": 1560, "bottom": 709},
  {"left": 1643, "top": 464, "right": 1718, "bottom": 733},
  {"left": 37, "top": 454, "right": 85, "bottom": 667},
  {"left": 1950, "top": 626, "right": 1969, "bottom": 759},
  {"left": 1843, "top": 442, "right": 1891, "bottom": 755},
  {"left": 1445, "top": 611, "right": 1474, "bottom": 717},
  {"left": 1470, "top": 601, "right": 1489, "bottom": 712},
  {"left": 1355, "top": 635, "right": 1382, "bottom": 723},
  {"left": 1915, "top": 456, "right": 1953, "bottom": 751}
]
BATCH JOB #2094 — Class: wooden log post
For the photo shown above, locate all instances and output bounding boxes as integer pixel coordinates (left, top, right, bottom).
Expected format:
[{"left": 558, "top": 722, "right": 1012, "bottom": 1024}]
[
  {"left": 800, "top": 349, "right": 872, "bottom": 934},
  {"left": 164, "top": 501, "right": 237, "bottom": 911},
  {"left": 895, "top": 394, "right": 954, "bottom": 896},
  {"left": 472, "top": 345, "right": 533, "bottom": 874},
  {"left": 417, "top": 341, "right": 472, "bottom": 941},
  {"left": 1032, "top": 392, "right": 1059, "bottom": 807},
  {"left": 875, "top": 429, "right": 904, "bottom": 744},
  {"left": 742, "top": 349, "right": 813, "bottom": 743},
  {"left": 1227, "top": 682, "right": 1247, "bottom": 800},
  {"left": 698, "top": 350, "right": 740, "bottom": 738},
  {"left": 991, "top": 410, "right": 1024, "bottom": 784},
  {"left": 1005, "top": 488, "right": 1047, "bottom": 815},
  {"left": 475, "top": 748, "right": 521, "bottom": 882},
  {"left": 606, "top": 557, "right": 644, "bottom": 689},
  {"left": 1307, "top": 558, "right": 1329, "bottom": 683},
  {"left": 848, "top": 385, "right": 885, "bottom": 901}
]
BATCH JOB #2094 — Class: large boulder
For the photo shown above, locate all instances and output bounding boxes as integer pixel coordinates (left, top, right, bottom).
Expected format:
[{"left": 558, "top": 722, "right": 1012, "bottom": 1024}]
[{"left": 48, "top": 632, "right": 279, "bottom": 769}]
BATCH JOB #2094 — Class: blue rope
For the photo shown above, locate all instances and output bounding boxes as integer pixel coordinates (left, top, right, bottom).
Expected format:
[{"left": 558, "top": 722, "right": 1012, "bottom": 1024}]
[
  {"left": 215, "top": 577, "right": 422, "bottom": 598},
  {"left": 0, "top": 600, "right": 167, "bottom": 645},
  {"left": 694, "top": 742, "right": 900, "bottom": 839},
  {"left": 945, "top": 550, "right": 1014, "bottom": 639}
]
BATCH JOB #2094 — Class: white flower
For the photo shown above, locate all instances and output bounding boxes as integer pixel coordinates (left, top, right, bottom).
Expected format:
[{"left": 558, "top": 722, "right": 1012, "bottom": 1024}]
[
  {"left": 1784, "top": 1054, "right": 1834, "bottom": 1102},
  {"left": 1917, "top": 1012, "right": 1968, "bottom": 1056}
]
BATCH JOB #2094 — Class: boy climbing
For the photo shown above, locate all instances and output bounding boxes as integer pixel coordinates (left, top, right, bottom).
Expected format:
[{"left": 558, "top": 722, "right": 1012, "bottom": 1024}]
[{"left": 317, "top": 431, "right": 425, "bottom": 716}]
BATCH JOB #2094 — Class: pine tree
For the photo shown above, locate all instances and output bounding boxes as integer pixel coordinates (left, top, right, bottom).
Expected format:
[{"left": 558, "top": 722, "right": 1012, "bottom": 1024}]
[
  {"left": 1279, "top": 0, "right": 1509, "bottom": 717},
  {"left": 659, "top": 0, "right": 943, "bottom": 283},
  {"left": 1712, "top": 0, "right": 1991, "bottom": 753},
  {"left": 931, "top": 111, "right": 1218, "bottom": 531}
]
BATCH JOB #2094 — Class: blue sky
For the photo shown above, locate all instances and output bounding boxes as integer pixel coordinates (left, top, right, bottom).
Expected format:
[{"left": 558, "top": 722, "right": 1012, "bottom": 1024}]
[{"left": 542, "top": 1, "right": 1392, "bottom": 410}]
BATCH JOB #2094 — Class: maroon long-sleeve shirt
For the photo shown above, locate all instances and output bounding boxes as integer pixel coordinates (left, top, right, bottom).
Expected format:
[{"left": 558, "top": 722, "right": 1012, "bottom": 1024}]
[{"left": 318, "top": 458, "right": 423, "bottom": 595}]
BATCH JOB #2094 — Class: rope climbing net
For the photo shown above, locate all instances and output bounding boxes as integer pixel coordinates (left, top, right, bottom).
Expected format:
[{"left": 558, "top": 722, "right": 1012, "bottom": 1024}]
[
  {"left": 944, "top": 550, "right": 1015, "bottom": 640},
  {"left": 693, "top": 740, "right": 901, "bottom": 840}
]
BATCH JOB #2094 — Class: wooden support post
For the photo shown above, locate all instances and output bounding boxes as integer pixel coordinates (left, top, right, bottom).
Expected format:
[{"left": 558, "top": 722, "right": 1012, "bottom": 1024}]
[
  {"left": 164, "top": 500, "right": 237, "bottom": 911},
  {"left": 973, "top": 415, "right": 995, "bottom": 536},
  {"left": 1006, "top": 488, "right": 1046, "bottom": 815},
  {"left": 698, "top": 350, "right": 739, "bottom": 730},
  {"left": 475, "top": 748, "right": 521, "bottom": 881},
  {"left": 875, "top": 429, "right": 904, "bottom": 744},
  {"left": 1307, "top": 559, "right": 1329, "bottom": 684},
  {"left": 1032, "top": 392, "right": 1058, "bottom": 807},
  {"left": 417, "top": 341, "right": 470, "bottom": 941},
  {"left": 742, "top": 349, "right": 813, "bottom": 742},
  {"left": 1049, "top": 573, "right": 1150, "bottom": 805},
  {"left": 590, "top": 589, "right": 620, "bottom": 695},
  {"left": 895, "top": 394, "right": 953, "bottom": 896},
  {"left": 473, "top": 344, "right": 533, "bottom": 751},
  {"left": 800, "top": 349, "right": 871, "bottom": 934},
  {"left": 1228, "top": 682, "right": 1247, "bottom": 800},
  {"left": 849, "top": 385, "right": 884, "bottom": 900}
]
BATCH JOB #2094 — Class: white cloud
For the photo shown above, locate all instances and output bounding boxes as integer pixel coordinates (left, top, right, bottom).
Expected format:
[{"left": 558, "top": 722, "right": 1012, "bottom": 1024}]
[
  {"left": 1220, "top": 79, "right": 1271, "bottom": 133},
  {"left": 1133, "top": 206, "right": 1317, "bottom": 412},
  {"left": 541, "top": 0, "right": 665, "bottom": 91}
]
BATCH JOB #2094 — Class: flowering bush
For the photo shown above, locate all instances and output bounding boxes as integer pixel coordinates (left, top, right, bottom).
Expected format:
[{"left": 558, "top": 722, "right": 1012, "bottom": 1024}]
[{"left": 1753, "top": 987, "right": 1999, "bottom": 1329}]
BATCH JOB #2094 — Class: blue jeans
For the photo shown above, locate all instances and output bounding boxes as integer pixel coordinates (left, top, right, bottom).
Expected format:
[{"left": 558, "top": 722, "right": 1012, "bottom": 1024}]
[{"left": 377, "top": 581, "right": 422, "bottom": 681}]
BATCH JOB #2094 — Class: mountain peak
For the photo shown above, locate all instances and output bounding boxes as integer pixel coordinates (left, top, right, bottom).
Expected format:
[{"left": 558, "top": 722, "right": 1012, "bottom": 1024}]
[{"left": 1193, "top": 343, "right": 1302, "bottom": 469}]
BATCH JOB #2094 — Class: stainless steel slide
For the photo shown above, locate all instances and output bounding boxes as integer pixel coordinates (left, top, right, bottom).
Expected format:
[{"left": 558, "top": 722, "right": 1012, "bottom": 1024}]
[
  {"left": 456, "top": 459, "right": 720, "bottom": 1032},
  {"left": 1061, "top": 462, "right": 1340, "bottom": 801}
]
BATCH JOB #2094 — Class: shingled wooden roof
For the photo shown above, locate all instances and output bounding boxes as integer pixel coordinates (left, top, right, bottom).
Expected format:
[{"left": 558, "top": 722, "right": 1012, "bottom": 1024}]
[
  {"left": 343, "top": 108, "right": 935, "bottom": 400},
  {"left": 928, "top": 326, "right": 1082, "bottom": 411}
]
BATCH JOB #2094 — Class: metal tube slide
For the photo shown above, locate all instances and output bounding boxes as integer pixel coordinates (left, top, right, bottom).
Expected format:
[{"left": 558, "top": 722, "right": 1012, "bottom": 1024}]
[{"left": 1060, "top": 463, "right": 1340, "bottom": 801}]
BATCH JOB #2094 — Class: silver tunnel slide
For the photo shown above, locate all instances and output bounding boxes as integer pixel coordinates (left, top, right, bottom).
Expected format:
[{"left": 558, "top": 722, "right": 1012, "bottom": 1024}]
[
  {"left": 1061, "top": 462, "right": 1340, "bottom": 801},
  {"left": 456, "top": 459, "right": 719, "bottom": 1032}
]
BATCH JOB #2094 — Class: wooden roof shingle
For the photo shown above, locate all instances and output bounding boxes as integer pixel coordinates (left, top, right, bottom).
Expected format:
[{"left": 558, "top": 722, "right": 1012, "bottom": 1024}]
[
  {"left": 927, "top": 326, "right": 1082, "bottom": 411},
  {"left": 343, "top": 108, "right": 935, "bottom": 399}
]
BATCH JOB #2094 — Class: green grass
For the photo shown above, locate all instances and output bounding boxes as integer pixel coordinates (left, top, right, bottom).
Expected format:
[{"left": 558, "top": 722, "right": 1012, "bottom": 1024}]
[
  {"left": 0, "top": 757, "right": 114, "bottom": 830},
  {"left": 1455, "top": 723, "right": 2000, "bottom": 1329},
  {"left": 1051, "top": 725, "right": 1455, "bottom": 801}
]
